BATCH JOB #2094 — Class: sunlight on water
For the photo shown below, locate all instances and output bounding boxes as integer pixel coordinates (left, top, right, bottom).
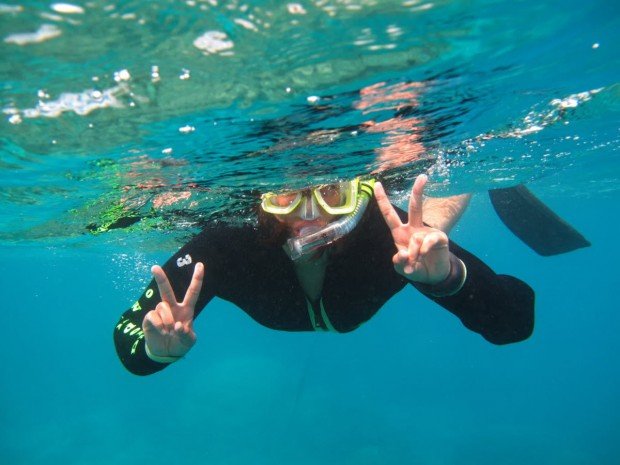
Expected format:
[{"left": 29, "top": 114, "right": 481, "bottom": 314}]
[
  {"left": 0, "top": 0, "right": 618, "bottom": 245},
  {"left": 1, "top": 4, "right": 620, "bottom": 465}
]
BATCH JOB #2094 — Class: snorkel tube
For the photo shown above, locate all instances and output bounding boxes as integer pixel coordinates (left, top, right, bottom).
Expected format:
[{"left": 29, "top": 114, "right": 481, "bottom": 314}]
[{"left": 287, "top": 179, "right": 375, "bottom": 260}]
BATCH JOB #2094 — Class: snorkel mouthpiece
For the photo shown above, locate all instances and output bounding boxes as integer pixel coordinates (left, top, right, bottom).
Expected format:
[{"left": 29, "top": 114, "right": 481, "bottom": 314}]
[{"left": 287, "top": 180, "right": 374, "bottom": 260}]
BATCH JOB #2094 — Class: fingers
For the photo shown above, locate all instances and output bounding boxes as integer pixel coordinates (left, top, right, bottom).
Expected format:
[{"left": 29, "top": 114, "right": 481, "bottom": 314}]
[
  {"left": 152, "top": 265, "right": 177, "bottom": 304},
  {"left": 392, "top": 235, "right": 420, "bottom": 274},
  {"left": 408, "top": 174, "right": 427, "bottom": 228},
  {"left": 392, "top": 231, "right": 448, "bottom": 276},
  {"left": 143, "top": 309, "right": 196, "bottom": 357},
  {"left": 174, "top": 321, "right": 197, "bottom": 348},
  {"left": 143, "top": 310, "right": 161, "bottom": 334},
  {"left": 419, "top": 231, "right": 449, "bottom": 255},
  {"left": 155, "top": 301, "right": 175, "bottom": 333},
  {"left": 143, "top": 303, "right": 175, "bottom": 334},
  {"left": 182, "top": 262, "right": 204, "bottom": 309},
  {"left": 404, "top": 234, "right": 423, "bottom": 274},
  {"left": 374, "top": 182, "right": 403, "bottom": 231},
  {"left": 143, "top": 310, "right": 167, "bottom": 344}
]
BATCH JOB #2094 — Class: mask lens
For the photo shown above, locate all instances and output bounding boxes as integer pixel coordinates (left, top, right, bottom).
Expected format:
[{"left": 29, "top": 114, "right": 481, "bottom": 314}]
[
  {"left": 317, "top": 184, "right": 346, "bottom": 208},
  {"left": 262, "top": 191, "right": 302, "bottom": 214},
  {"left": 315, "top": 179, "right": 358, "bottom": 214},
  {"left": 271, "top": 192, "right": 299, "bottom": 208},
  {"left": 262, "top": 179, "right": 359, "bottom": 216}
]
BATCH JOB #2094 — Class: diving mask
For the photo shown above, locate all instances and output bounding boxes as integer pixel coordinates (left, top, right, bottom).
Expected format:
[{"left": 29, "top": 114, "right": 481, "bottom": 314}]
[
  {"left": 285, "top": 179, "right": 375, "bottom": 260},
  {"left": 261, "top": 178, "right": 361, "bottom": 217}
]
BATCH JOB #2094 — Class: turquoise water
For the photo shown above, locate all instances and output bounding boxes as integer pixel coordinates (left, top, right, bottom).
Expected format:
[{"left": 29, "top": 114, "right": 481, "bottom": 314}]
[{"left": 1, "top": 1, "right": 619, "bottom": 464}]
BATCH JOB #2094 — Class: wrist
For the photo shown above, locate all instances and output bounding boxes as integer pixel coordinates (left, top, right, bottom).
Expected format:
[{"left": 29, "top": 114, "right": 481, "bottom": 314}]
[
  {"left": 414, "top": 253, "right": 467, "bottom": 297},
  {"left": 145, "top": 342, "right": 182, "bottom": 364}
]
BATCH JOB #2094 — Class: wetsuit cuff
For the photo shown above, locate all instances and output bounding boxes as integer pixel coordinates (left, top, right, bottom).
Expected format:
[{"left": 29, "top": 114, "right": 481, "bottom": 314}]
[
  {"left": 414, "top": 253, "right": 467, "bottom": 297},
  {"left": 145, "top": 343, "right": 182, "bottom": 364}
]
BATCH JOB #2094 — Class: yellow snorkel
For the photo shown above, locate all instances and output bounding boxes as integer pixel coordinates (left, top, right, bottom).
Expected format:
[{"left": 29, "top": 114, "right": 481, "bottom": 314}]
[{"left": 287, "top": 179, "right": 375, "bottom": 260}]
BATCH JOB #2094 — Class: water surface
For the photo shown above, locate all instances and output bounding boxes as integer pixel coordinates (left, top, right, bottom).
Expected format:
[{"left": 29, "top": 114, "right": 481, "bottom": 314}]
[{"left": 0, "top": 1, "right": 619, "bottom": 464}]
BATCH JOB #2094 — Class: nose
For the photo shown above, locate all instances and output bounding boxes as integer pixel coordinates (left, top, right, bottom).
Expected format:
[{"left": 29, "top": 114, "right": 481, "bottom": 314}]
[{"left": 298, "top": 193, "right": 320, "bottom": 220}]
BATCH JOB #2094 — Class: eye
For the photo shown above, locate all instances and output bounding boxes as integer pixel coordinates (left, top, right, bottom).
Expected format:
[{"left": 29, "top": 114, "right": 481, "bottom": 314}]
[
  {"left": 273, "top": 192, "right": 298, "bottom": 207},
  {"left": 318, "top": 184, "right": 343, "bottom": 207}
]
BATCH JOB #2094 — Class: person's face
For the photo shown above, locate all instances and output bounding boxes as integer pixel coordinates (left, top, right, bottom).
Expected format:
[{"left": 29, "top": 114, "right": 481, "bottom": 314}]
[
  {"left": 272, "top": 189, "right": 337, "bottom": 238},
  {"left": 263, "top": 181, "right": 355, "bottom": 238}
]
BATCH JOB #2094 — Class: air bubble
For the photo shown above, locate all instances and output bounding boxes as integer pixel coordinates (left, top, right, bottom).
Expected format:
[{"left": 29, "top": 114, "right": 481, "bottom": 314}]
[{"left": 179, "top": 125, "right": 195, "bottom": 134}]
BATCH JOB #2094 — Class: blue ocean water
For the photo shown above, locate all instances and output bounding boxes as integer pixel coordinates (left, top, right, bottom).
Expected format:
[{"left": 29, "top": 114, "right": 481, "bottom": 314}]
[{"left": 1, "top": 0, "right": 619, "bottom": 464}]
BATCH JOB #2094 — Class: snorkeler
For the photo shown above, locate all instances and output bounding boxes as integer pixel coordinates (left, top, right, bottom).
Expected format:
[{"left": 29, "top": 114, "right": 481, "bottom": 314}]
[{"left": 114, "top": 174, "right": 534, "bottom": 375}]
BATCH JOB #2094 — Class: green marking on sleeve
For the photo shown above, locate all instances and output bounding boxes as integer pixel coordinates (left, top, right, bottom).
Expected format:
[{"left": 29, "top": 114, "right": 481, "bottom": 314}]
[
  {"left": 116, "top": 318, "right": 128, "bottom": 330},
  {"left": 131, "top": 301, "right": 142, "bottom": 312},
  {"left": 124, "top": 322, "right": 136, "bottom": 334},
  {"left": 131, "top": 339, "right": 140, "bottom": 355}
]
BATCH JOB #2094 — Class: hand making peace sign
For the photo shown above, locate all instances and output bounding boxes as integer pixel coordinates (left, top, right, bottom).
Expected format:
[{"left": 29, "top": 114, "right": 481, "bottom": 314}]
[
  {"left": 374, "top": 175, "right": 451, "bottom": 285},
  {"left": 142, "top": 262, "right": 204, "bottom": 360}
]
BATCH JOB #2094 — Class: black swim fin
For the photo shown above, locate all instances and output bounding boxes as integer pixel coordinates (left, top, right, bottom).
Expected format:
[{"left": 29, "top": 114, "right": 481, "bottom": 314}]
[{"left": 489, "top": 185, "right": 591, "bottom": 256}]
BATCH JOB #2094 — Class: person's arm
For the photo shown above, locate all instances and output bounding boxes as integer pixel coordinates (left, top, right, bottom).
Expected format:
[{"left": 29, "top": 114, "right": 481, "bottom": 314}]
[
  {"left": 113, "top": 236, "right": 216, "bottom": 375},
  {"left": 413, "top": 240, "right": 534, "bottom": 344},
  {"left": 416, "top": 192, "right": 534, "bottom": 343},
  {"left": 374, "top": 176, "right": 452, "bottom": 286},
  {"left": 114, "top": 281, "right": 173, "bottom": 376},
  {"left": 374, "top": 176, "right": 534, "bottom": 344},
  {"left": 113, "top": 262, "right": 209, "bottom": 375}
]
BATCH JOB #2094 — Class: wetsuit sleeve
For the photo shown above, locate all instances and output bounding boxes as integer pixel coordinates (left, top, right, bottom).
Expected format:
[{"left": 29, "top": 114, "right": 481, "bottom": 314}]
[
  {"left": 113, "top": 232, "right": 216, "bottom": 375},
  {"left": 413, "top": 240, "right": 535, "bottom": 344}
]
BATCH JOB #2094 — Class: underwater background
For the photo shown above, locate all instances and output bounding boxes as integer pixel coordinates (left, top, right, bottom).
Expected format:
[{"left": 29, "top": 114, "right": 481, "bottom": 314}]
[{"left": 1, "top": 0, "right": 619, "bottom": 464}]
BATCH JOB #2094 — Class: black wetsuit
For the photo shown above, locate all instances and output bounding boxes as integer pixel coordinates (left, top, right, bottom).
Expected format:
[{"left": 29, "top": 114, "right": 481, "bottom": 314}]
[{"left": 114, "top": 199, "right": 534, "bottom": 376}]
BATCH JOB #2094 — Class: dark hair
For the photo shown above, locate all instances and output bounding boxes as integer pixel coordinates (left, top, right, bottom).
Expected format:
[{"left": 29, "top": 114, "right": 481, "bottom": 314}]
[{"left": 256, "top": 207, "right": 290, "bottom": 247}]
